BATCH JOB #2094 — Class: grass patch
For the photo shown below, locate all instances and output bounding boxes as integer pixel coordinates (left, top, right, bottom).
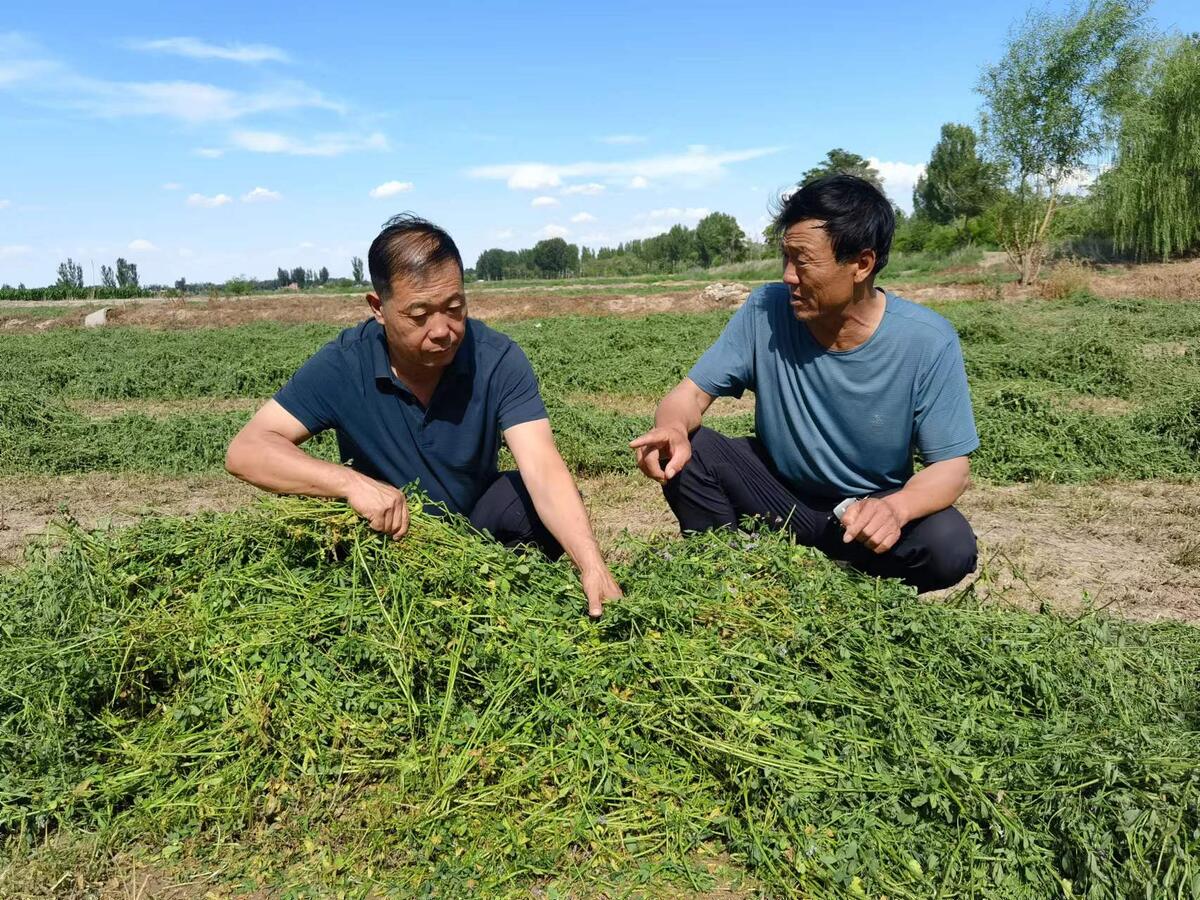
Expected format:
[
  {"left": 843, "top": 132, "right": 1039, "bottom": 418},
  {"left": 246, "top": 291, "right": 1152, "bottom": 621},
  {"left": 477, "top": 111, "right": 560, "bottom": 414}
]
[{"left": 2, "top": 498, "right": 1198, "bottom": 896}]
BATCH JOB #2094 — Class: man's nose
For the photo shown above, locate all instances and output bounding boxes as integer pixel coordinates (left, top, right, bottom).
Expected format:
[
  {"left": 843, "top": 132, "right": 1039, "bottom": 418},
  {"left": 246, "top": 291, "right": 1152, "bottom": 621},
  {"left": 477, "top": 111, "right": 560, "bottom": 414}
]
[{"left": 427, "top": 316, "right": 453, "bottom": 341}]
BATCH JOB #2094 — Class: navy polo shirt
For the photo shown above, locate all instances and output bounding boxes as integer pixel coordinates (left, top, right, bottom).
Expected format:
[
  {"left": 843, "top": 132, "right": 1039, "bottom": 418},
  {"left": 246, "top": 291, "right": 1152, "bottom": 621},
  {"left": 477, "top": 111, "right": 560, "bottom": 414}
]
[{"left": 274, "top": 317, "right": 548, "bottom": 514}]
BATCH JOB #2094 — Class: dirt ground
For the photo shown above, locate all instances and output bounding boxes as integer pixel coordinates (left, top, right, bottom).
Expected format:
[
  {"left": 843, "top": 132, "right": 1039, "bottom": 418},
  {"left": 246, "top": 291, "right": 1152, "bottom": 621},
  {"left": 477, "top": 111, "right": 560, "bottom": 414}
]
[
  {"left": 4, "top": 470, "right": 1197, "bottom": 624},
  {"left": 3, "top": 257, "right": 1195, "bottom": 334}
]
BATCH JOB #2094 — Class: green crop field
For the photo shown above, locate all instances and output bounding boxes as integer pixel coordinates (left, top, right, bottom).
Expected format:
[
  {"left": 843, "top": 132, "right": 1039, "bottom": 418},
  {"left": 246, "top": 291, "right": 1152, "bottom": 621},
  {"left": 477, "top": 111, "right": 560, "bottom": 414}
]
[
  {"left": 2, "top": 287, "right": 1200, "bottom": 897},
  {"left": 2, "top": 293, "right": 1198, "bottom": 483}
]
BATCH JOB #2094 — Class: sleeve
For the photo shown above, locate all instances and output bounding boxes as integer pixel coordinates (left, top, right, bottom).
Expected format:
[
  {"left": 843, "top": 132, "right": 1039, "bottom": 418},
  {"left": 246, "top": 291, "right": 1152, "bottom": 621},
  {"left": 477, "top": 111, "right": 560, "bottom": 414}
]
[
  {"left": 914, "top": 338, "right": 980, "bottom": 463},
  {"left": 495, "top": 342, "right": 549, "bottom": 431},
  {"left": 686, "top": 293, "right": 757, "bottom": 398},
  {"left": 273, "top": 342, "right": 344, "bottom": 434}
]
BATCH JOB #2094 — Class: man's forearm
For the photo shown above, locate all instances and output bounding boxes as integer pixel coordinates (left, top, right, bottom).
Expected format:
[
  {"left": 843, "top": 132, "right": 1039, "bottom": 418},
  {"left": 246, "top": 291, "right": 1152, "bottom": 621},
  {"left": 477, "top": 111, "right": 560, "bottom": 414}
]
[
  {"left": 226, "top": 432, "right": 359, "bottom": 499},
  {"left": 885, "top": 458, "right": 971, "bottom": 526},
  {"left": 522, "top": 457, "right": 607, "bottom": 574},
  {"left": 654, "top": 380, "right": 707, "bottom": 434}
]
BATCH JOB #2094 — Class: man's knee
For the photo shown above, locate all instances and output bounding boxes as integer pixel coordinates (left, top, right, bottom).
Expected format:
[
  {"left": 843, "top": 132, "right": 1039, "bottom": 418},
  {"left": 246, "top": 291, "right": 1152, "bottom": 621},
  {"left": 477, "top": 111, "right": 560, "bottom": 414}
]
[{"left": 918, "top": 509, "right": 978, "bottom": 590}]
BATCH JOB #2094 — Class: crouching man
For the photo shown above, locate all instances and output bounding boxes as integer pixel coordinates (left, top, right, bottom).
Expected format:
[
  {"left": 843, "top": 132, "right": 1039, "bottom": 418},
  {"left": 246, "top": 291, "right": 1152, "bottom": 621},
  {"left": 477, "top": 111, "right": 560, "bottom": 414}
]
[
  {"left": 630, "top": 175, "right": 978, "bottom": 593},
  {"left": 227, "top": 214, "right": 621, "bottom": 616}
]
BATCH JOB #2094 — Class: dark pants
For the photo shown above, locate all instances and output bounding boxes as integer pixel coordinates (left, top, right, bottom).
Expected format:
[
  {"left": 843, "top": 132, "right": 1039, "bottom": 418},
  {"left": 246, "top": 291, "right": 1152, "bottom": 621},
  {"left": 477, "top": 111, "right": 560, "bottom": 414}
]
[
  {"left": 467, "top": 472, "right": 564, "bottom": 559},
  {"left": 662, "top": 428, "right": 977, "bottom": 593}
]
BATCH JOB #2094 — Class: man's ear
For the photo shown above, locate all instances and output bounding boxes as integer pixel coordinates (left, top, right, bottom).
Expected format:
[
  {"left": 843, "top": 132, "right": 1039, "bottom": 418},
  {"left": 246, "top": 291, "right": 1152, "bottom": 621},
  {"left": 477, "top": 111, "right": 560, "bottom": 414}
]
[
  {"left": 853, "top": 249, "right": 877, "bottom": 284},
  {"left": 367, "top": 292, "right": 385, "bottom": 324}
]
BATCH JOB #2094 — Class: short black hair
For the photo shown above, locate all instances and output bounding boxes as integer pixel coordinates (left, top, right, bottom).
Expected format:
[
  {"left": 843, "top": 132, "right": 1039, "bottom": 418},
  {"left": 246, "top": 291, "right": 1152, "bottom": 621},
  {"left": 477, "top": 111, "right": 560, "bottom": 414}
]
[
  {"left": 367, "top": 213, "right": 464, "bottom": 299},
  {"left": 772, "top": 174, "right": 894, "bottom": 275}
]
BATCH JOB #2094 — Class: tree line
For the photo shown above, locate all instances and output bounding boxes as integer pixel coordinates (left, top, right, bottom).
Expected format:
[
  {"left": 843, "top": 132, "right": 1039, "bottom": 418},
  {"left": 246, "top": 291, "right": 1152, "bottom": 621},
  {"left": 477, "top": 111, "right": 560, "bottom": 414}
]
[{"left": 474, "top": 212, "right": 762, "bottom": 280}]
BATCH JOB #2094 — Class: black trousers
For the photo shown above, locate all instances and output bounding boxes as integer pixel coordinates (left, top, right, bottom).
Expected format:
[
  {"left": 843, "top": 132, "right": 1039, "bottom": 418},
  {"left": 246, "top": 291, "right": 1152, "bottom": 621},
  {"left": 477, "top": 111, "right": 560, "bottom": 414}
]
[
  {"left": 466, "top": 472, "right": 564, "bottom": 559},
  {"left": 662, "top": 428, "right": 977, "bottom": 593}
]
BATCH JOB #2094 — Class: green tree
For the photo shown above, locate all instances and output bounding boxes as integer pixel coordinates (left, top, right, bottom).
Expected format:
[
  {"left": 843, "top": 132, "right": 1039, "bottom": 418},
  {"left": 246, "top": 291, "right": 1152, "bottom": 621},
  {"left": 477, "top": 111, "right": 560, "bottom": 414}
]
[
  {"left": 531, "top": 238, "right": 574, "bottom": 278},
  {"left": 99, "top": 264, "right": 116, "bottom": 288},
  {"left": 1102, "top": 35, "right": 1200, "bottom": 260},
  {"left": 978, "top": 0, "right": 1150, "bottom": 283},
  {"left": 318, "top": 266, "right": 330, "bottom": 285},
  {"left": 659, "top": 224, "right": 697, "bottom": 273},
  {"left": 913, "top": 123, "right": 1000, "bottom": 224},
  {"left": 800, "top": 149, "right": 884, "bottom": 192},
  {"left": 475, "top": 249, "right": 507, "bottom": 281},
  {"left": 174, "top": 277, "right": 187, "bottom": 292},
  {"left": 55, "top": 258, "right": 84, "bottom": 289},
  {"left": 115, "top": 258, "right": 138, "bottom": 289},
  {"left": 694, "top": 212, "right": 747, "bottom": 267},
  {"left": 290, "top": 267, "right": 306, "bottom": 288},
  {"left": 350, "top": 256, "right": 364, "bottom": 283}
]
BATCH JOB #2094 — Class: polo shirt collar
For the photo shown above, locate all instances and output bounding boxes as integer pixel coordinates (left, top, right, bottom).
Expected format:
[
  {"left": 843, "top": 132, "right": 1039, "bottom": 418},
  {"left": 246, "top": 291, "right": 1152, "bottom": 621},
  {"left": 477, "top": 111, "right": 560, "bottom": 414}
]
[{"left": 369, "top": 318, "right": 475, "bottom": 394}]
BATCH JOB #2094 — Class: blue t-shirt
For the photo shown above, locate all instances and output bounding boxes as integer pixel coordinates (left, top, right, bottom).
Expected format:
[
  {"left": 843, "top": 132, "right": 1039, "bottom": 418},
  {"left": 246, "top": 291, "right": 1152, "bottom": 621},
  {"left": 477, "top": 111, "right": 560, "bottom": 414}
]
[
  {"left": 689, "top": 284, "right": 979, "bottom": 498},
  {"left": 274, "top": 318, "right": 548, "bottom": 514}
]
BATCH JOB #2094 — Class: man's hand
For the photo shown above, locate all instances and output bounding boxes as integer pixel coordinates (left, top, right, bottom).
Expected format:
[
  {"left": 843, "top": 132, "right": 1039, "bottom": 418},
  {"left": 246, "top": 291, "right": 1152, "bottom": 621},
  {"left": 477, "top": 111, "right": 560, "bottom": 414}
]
[
  {"left": 580, "top": 565, "right": 623, "bottom": 619},
  {"left": 841, "top": 496, "right": 906, "bottom": 554},
  {"left": 629, "top": 425, "right": 692, "bottom": 483},
  {"left": 345, "top": 474, "right": 410, "bottom": 540}
]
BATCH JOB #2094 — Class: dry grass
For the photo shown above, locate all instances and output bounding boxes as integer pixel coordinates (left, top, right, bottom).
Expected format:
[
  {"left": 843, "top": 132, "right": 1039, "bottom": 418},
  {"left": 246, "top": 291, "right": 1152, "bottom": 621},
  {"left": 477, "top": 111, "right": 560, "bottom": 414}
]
[{"left": 1038, "top": 260, "right": 1093, "bottom": 300}]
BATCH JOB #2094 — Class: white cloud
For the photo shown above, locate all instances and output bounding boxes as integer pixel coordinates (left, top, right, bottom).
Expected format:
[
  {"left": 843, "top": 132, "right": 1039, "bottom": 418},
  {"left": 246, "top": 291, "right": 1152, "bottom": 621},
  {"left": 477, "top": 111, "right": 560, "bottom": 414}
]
[
  {"left": 0, "top": 244, "right": 31, "bottom": 258},
  {"left": 161, "top": 182, "right": 182, "bottom": 191},
  {"left": 599, "top": 134, "right": 647, "bottom": 145},
  {"left": 242, "top": 186, "right": 281, "bottom": 203},
  {"left": 0, "top": 199, "right": 10, "bottom": 209},
  {"left": 78, "top": 79, "right": 341, "bottom": 123},
  {"left": 531, "top": 195, "right": 559, "bottom": 207},
  {"left": 642, "top": 207, "right": 710, "bottom": 222},
  {"left": 561, "top": 182, "right": 606, "bottom": 196},
  {"left": 629, "top": 175, "right": 650, "bottom": 189},
  {"left": 186, "top": 192, "right": 232, "bottom": 208},
  {"left": 194, "top": 148, "right": 224, "bottom": 158},
  {"left": 0, "top": 37, "right": 341, "bottom": 124},
  {"left": 869, "top": 158, "right": 926, "bottom": 215},
  {"left": 570, "top": 212, "right": 596, "bottom": 223},
  {"left": 232, "top": 130, "right": 388, "bottom": 157},
  {"left": 129, "top": 37, "right": 290, "bottom": 65},
  {"left": 494, "top": 229, "right": 515, "bottom": 240},
  {"left": 539, "top": 224, "right": 570, "bottom": 239},
  {"left": 127, "top": 238, "right": 157, "bottom": 251},
  {"left": 369, "top": 180, "right": 414, "bottom": 199},
  {"left": 469, "top": 145, "right": 780, "bottom": 191}
]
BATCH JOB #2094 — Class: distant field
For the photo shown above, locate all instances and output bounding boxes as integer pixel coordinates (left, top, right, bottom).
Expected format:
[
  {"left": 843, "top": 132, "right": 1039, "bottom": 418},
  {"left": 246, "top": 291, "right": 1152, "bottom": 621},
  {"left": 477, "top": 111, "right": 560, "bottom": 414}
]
[{"left": 2, "top": 294, "right": 1197, "bottom": 483}]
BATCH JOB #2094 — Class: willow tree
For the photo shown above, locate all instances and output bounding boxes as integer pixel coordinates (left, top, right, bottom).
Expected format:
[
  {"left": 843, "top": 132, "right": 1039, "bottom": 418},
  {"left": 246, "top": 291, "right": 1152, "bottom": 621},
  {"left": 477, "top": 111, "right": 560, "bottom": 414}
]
[
  {"left": 978, "top": 0, "right": 1149, "bottom": 284},
  {"left": 1103, "top": 35, "right": 1200, "bottom": 260}
]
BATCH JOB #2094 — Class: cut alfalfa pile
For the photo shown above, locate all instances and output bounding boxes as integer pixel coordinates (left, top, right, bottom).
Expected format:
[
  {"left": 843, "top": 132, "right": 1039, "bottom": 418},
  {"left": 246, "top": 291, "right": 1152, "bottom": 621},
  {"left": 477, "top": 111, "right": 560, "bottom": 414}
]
[{"left": 2, "top": 499, "right": 1198, "bottom": 897}]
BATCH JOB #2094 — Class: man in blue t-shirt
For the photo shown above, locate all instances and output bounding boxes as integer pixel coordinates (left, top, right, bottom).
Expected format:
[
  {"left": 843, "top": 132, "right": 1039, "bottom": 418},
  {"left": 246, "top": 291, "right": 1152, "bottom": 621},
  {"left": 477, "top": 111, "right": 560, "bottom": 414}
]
[
  {"left": 631, "top": 176, "right": 978, "bottom": 592},
  {"left": 226, "top": 214, "right": 621, "bottom": 617}
]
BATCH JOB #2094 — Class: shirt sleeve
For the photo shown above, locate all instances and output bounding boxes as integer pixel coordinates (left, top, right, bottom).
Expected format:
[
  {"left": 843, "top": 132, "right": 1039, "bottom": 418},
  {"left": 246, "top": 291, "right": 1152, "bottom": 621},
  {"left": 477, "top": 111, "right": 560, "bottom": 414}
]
[
  {"left": 914, "top": 338, "right": 979, "bottom": 463},
  {"left": 687, "top": 293, "right": 757, "bottom": 398},
  {"left": 495, "top": 342, "right": 549, "bottom": 431},
  {"left": 273, "top": 342, "right": 344, "bottom": 434}
]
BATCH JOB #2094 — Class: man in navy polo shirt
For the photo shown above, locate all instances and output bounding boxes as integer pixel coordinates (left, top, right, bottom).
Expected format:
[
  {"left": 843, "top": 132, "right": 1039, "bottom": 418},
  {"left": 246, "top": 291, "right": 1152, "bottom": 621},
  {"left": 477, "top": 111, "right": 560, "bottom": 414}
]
[
  {"left": 630, "top": 175, "right": 978, "bottom": 593},
  {"left": 226, "top": 214, "right": 622, "bottom": 616}
]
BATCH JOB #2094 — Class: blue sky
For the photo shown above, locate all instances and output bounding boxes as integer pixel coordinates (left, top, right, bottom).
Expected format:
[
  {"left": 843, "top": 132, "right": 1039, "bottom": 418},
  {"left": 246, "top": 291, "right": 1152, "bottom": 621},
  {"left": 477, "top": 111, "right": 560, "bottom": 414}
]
[{"left": 2, "top": 0, "right": 1197, "bottom": 286}]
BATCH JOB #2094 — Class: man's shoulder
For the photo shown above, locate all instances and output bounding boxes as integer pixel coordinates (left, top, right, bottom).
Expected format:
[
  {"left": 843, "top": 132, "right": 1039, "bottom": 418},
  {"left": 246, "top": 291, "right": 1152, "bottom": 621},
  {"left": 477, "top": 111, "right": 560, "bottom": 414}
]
[
  {"left": 882, "top": 291, "right": 960, "bottom": 348},
  {"left": 466, "top": 318, "right": 525, "bottom": 366},
  {"left": 745, "top": 281, "right": 791, "bottom": 311},
  {"left": 308, "top": 318, "right": 377, "bottom": 358}
]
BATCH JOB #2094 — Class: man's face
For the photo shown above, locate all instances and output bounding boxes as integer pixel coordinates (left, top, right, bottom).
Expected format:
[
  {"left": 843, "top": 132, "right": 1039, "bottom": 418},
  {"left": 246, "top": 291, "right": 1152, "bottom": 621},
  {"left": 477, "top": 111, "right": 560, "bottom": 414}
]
[
  {"left": 781, "top": 220, "right": 872, "bottom": 321},
  {"left": 370, "top": 259, "right": 467, "bottom": 369}
]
